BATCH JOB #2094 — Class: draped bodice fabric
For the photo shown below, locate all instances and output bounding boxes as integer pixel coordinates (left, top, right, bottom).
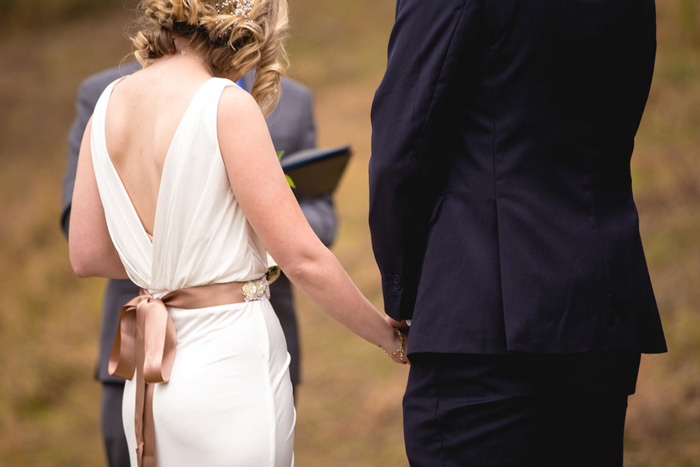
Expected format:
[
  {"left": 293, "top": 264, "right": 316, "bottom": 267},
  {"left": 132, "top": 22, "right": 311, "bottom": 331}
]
[{"left": 91, "top": 77, "right": 269, "bottom": 297}]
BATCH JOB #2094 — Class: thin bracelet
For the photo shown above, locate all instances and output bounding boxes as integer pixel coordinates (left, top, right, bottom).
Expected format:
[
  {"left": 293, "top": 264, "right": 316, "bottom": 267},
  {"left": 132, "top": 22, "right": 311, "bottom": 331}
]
[{"left": 384, "top": 328, "right": 406, "bottom": 361}]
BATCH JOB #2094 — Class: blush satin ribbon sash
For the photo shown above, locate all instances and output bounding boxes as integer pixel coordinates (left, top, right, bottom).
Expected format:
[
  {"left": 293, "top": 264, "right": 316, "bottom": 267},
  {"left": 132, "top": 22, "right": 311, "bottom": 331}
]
[{"left": 108, "top": 280, "right": 268, "bottom": 467}]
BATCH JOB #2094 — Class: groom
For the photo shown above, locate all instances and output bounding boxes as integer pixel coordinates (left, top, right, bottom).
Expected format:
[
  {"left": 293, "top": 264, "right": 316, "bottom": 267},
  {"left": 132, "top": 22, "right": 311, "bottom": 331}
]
[
  {"left": 61, "top": 61, "right": 335, "bottom": 467},
  {"left": 370, "top": 1, "right": 667, "bottom": 465}
]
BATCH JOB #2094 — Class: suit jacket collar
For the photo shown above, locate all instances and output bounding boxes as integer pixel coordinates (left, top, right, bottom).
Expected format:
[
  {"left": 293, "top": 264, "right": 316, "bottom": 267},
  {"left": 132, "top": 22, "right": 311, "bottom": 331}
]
[{"left": 242, "top": 71, "right": 255, "bottom": 92}]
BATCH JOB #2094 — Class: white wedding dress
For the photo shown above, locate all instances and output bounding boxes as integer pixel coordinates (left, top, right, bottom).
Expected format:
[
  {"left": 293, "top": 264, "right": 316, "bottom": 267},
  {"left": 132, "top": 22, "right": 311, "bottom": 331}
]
[{"left": 91, "top": 77, "right": 295, "bottom": 466}]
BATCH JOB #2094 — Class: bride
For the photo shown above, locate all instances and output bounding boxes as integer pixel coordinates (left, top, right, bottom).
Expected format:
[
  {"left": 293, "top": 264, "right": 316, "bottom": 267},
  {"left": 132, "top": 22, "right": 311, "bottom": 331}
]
[{"left": 68, "top": 0, "right": 406, "bottom": 465}]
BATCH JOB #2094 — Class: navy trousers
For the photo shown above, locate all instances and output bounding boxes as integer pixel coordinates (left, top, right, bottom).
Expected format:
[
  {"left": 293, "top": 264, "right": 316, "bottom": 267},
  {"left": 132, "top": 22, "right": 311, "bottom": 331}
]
[{"left": 403, "top": 352, "right": 641, "bottom": 467}]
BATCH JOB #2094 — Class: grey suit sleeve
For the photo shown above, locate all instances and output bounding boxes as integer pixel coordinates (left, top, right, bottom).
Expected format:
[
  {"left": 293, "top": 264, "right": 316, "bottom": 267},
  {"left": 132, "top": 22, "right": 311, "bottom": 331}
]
[
  {"left": 287, "top": 86, "right": 337, "bottom": 247},
  {"left": 60, "top": 63, "right": 140, "bottom": 238},
  {"left": 60, "top": 80, "right": 95, "bottom": 238},
  {"left": 300, "top": 196, "right": 336, "bottom": 247}
]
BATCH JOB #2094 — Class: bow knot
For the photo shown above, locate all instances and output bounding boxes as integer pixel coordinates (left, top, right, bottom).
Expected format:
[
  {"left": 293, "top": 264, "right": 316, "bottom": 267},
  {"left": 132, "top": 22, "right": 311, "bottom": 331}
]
[
  {"left": 108, "top": 289, "right": 177, "bottom": 467},
  {"left": 108, "top": 290, "right": 177, "bottom": 384}
]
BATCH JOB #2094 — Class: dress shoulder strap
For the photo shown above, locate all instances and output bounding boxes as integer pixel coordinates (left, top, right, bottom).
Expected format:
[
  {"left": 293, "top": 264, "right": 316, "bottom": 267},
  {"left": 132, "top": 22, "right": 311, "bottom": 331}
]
[
  {"left": 190, "top": 77, "right": 241, "bottom": 152},
  {"left": 90, "top": 79, "right": 120, "bottom": 161}
]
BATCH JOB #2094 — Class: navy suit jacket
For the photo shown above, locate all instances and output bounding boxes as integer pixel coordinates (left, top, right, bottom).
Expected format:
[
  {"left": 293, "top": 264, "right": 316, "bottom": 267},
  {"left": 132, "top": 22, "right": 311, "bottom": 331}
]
[
  {"left": 369, "top": 0, "right": 666, "bottom": 355},
  {"left": 61, "top": 63, "right": 336, "bottom": 385}
]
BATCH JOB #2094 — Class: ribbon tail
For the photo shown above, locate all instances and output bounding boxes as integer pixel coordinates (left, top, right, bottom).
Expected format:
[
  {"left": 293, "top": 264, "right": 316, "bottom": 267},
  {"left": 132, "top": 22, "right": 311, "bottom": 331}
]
[
  {"left": 134, "top": 366, "right": 146, "bottom": 467},
  {"left": 140, "top": 299, "right": 177, "bottom": 383},
  {"left": 142, "top": 383, "right": 156, "bottom": 467},
  {"left": 133, "top": 296, "right": 176, "bottom": 467},
  {"left": 134, "top": 298, "right": 148, "bottom": 467},
  {"left": 108, "top": 301, "right": 140, "bottom": 380}
]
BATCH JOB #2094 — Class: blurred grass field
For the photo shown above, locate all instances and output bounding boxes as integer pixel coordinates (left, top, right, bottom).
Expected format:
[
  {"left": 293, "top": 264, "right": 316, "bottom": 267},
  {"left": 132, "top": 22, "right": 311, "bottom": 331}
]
[{"left": 0, "top": 0, "right": 698, "bottom": 465}]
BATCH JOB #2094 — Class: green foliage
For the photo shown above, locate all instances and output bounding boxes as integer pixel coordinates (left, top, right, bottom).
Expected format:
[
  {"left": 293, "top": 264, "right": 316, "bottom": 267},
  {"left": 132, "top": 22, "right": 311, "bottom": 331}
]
[
  {"left": 285, "top": 174, "right": 296, "bottom": 189},
  {"left": 277, "top": 150, "right": 296, "bottom": 188}
]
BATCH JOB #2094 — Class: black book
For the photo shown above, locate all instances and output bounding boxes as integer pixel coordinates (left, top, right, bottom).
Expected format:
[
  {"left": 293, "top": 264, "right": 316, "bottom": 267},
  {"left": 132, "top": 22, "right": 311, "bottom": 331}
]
[{"left": 281, "top": 145, "right": 352, "bottom": 198}]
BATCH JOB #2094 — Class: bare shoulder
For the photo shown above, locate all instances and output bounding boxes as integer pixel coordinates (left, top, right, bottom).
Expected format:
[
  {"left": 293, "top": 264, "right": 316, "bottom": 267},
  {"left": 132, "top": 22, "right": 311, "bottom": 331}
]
[
  {"left": 217, "top": 83, "right": 275, "bottom": 163},
  {"left": 218, "top": 84, "right": 264, "bottom": 124}
]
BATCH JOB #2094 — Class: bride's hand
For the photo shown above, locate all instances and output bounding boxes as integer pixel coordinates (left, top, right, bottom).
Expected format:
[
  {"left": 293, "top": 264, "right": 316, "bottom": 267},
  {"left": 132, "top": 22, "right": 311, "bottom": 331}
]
[
  {"left": 382, "top": 321, "right": 409, "bottom": 365},
  {"left": 385, "top": 315, "right": 410, "bottom": 332}
]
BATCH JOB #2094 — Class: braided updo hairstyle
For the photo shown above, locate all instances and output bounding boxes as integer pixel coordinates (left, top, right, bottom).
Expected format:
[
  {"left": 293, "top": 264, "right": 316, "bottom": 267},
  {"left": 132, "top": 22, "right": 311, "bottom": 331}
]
[{"left": 132, "top": 0, "right": 288, "bottom": 115}]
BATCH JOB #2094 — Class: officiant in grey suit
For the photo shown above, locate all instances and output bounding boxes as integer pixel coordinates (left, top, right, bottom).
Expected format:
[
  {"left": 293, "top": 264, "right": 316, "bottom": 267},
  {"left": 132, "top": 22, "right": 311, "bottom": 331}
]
[{"left": 61, "top": 61, "right": 336, "bottom": 467}]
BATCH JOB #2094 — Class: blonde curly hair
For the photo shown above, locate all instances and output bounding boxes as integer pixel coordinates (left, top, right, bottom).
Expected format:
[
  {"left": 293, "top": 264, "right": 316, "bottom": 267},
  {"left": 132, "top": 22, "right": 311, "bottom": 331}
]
[{"left": 132, "top": 0, "right": 289, "bottom": 115}]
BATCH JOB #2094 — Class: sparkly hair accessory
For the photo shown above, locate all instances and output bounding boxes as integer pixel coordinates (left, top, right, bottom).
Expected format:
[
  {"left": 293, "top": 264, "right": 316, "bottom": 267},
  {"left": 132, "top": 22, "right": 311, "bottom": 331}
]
[{"left": 216, "top": 0, "right": 252, "bottom": 17}]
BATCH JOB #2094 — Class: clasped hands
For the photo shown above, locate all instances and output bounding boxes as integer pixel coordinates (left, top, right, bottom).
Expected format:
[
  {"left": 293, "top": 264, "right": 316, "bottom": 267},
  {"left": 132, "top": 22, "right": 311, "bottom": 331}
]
[{"left": 384, "top": 316, "right": 410, "bottom": 365}]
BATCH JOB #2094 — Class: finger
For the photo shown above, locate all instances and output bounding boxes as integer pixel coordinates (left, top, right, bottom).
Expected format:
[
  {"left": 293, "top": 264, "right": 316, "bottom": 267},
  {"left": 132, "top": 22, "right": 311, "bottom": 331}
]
[{"left": 385, "top": 316, "right": 408, "bottom": 329}]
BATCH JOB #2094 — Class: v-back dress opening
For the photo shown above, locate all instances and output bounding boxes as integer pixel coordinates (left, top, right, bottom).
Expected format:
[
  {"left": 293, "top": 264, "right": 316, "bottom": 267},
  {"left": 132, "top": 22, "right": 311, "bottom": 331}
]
[{"left": 91, "top": 76, "right": 296, "bottom": 466}]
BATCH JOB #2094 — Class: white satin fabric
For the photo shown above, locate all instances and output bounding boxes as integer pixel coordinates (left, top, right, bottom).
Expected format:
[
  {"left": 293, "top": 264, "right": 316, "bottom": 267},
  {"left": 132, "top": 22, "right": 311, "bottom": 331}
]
[{"left": 91, "top": 77, "right": 295, "bottom": 466}]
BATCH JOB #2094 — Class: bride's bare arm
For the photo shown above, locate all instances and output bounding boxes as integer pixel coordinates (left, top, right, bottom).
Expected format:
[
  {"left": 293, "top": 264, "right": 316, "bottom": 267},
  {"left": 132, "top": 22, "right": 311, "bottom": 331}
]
[
  {"left": 218, "top": 87, "right": 405, "bottom": 362},
  {"left": 69, "top": 118, "right": 129, "bottom": 279}
]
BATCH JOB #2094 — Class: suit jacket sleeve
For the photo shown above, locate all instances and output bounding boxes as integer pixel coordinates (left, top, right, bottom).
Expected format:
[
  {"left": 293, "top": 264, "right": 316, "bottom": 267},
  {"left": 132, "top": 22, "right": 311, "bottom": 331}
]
[
  {"left": 273, "top": 80, "right": 337, "bottom": 247},
  {"left": 295, "top": 93, "right": 337, "bottom": 247},
  {"left": 60, "top": 63, "right": 141, "bottom": 238},
  {"left": 369, "top": 0, "right": 482, "bottom": 319},
  {"left": 60, "top": 78, "right": 96, "bottom": 237}
]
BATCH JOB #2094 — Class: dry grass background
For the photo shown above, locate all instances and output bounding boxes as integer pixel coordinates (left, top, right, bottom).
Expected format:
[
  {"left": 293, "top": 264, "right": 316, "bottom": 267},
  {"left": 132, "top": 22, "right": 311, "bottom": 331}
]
[{"left": 0, "top": 0, "right": 698, "bottom": 465}]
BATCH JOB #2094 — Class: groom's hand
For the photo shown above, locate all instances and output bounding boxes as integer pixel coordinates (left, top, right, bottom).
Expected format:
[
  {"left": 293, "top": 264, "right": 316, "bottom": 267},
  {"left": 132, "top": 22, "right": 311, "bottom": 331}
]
[
  {"left": 385, "top": 316, "right": 410, "bottom": 365},
  {"left": 386, "top": 315, "right": 410, "bottom": 333}
]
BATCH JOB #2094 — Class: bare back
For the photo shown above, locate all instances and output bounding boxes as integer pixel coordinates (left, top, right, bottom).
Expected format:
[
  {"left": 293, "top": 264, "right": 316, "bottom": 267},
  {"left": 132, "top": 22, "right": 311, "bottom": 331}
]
[{"left": 104, "top": 56, "right": 213, "bottom": 236}]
